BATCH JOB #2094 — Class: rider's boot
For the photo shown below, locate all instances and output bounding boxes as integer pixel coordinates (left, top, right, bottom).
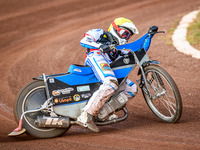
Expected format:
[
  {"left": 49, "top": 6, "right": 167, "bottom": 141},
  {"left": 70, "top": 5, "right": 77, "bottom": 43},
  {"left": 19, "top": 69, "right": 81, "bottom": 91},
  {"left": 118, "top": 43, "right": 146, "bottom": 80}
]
[
  {"left": 77, "top": 77, "right": 118, "bottom": 133},
  {"left": 77, "top": 110, "right": 100, "bottom": 133}
]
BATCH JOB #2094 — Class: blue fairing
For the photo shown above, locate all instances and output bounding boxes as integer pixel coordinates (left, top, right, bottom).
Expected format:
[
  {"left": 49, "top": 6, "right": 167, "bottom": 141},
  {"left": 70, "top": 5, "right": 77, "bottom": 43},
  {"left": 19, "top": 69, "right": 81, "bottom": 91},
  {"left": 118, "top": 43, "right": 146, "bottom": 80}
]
[
  {"left": 113, "top": 67, "right": 133, "bottom": 79},
  {"left": 55, "top": 33, "right": 152, "bottom": 85},
  {"left": 55, "top": 64, "right": 132, "bottom": 85},
  {"left": 55, "top": 73, "right": 99, "bottom": 85},
  {"left": 115, "top": 33, "right": 152, "bottom": 52}
]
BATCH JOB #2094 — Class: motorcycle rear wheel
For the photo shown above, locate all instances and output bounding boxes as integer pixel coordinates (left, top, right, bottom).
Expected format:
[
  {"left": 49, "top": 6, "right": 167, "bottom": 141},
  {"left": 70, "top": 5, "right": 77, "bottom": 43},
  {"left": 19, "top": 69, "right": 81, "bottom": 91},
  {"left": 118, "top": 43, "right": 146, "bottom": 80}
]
[
  {"left": 14, "top": 80, "right": 69, "bottom": 138},
  {"left": 141, "top": 65, "right": 182, "bottom": 123}
]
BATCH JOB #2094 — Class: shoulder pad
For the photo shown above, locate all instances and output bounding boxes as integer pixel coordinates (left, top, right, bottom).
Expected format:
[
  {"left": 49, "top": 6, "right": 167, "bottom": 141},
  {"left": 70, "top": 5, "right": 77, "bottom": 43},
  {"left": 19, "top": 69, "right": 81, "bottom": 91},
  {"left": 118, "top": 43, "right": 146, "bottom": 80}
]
[{"left": 85, "top": 29, "right": 104, "bottom": 41}]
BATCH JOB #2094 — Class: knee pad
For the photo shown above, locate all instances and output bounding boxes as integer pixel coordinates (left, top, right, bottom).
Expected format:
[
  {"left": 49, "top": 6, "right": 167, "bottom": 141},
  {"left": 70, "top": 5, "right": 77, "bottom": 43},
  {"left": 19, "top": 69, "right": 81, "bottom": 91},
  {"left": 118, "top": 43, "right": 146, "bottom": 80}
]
[
  {"left": 102, "top": 77, "right": 119, "bottom": 91},
  {"left": 84, "top": 76, "right": 118, "bottom": 116}
]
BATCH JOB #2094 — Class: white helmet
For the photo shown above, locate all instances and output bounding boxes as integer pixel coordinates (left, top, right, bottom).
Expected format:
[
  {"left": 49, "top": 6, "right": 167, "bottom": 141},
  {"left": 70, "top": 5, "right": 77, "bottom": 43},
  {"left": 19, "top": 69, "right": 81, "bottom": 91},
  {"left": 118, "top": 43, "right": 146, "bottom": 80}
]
[{"left": 108, "top": 17, "right": 139, "bottom": 45}]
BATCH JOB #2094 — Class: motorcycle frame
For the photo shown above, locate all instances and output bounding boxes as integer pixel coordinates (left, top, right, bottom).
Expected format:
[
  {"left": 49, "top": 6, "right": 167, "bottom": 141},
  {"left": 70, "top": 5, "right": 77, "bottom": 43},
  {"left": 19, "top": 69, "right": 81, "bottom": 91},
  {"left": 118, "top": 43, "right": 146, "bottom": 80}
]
[{"left": 39, "top": 34, "right": 161, "bottom": 121}]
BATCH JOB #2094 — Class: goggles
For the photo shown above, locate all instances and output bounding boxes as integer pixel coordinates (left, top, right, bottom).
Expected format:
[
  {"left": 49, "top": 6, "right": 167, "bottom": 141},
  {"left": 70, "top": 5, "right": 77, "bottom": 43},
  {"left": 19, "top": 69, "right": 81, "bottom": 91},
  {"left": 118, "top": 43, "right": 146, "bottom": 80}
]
[{"left": 112, "top": 22, "right": 133, "bottom": 40}]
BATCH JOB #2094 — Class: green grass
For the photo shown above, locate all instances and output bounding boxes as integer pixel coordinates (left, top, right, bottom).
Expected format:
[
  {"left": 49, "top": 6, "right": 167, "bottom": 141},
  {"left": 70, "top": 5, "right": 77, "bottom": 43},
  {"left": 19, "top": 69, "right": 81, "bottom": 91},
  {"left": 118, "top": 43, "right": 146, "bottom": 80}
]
[
  {"left": 163, "top": 19, "right": 180, "bottom": 46},
  {"left": 187, "top": 11, "right": 200, "bottom": 50}
]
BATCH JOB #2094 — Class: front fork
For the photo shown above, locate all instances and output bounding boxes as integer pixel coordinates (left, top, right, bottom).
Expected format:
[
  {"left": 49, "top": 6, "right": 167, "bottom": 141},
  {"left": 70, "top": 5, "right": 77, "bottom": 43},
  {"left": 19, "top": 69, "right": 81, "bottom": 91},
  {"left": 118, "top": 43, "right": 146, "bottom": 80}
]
[
  {"left": 136, "top": 60, "right": 160, "bottom": 98},
  {"left": 137, "top": 66, "right": 151, "bottom": 98}
]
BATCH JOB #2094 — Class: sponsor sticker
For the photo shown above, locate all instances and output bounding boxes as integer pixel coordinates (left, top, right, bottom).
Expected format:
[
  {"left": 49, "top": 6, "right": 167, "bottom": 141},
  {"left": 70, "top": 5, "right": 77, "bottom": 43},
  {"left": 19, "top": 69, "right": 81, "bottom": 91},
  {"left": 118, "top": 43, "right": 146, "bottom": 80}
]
[
  {"left": 73, "top": 94, "right": 81, "bottom": 101},
  {"left": 73, "top": 68, "right": 82, "bottom": 72},
  {"left": 81, "top": 93, "right": 92, "bottom": 99},
  {"left": 49, "top": 78, "right": 55, "bottom": 83},
  {"left": 123, "top": 55, "right": 130, "bottom": 64},
  {"left": 52, "top": 91, "right": 60, "bottom": 96},
  {"left": 77, "top": 85, "right": 90, "bottom": 92},
  {"left": 86, "top": 37, "right": 93, "bottom": 43},
  {"left": 100, "top": 63, "right": 111, "bottom": 71},
  {"left": 54, "top": 97, "right": 72, "bottom": 104},
  {"left": 54, "top": 98, "right": 59, "bottom": 103},
  {"left": 123, "top": 58, "right": 130, "bottom": 64},
  {"left": 52, "top": 87, "right": 74, "bottom": 96}
]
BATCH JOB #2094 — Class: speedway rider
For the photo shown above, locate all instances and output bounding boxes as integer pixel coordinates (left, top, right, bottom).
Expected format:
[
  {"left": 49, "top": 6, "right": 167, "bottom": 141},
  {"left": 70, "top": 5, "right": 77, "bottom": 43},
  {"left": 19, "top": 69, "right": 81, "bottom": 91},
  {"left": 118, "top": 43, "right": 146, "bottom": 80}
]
[{"left": 77, "top": 17, "right": 139, "bottom": 132}]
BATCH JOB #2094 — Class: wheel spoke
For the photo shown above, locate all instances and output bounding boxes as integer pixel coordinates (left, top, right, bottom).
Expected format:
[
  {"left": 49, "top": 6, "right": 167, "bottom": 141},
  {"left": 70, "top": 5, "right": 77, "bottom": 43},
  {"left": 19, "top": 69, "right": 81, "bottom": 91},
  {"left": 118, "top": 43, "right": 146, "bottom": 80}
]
[
  {"left": 164, "top": 93, "right": 177, "bottom": 109},
  {"left": 153, "top": 71, "right": 162, "bottom": 90},
  {"left": 159, "top": 96, "right": 176, "bottom": 116}
]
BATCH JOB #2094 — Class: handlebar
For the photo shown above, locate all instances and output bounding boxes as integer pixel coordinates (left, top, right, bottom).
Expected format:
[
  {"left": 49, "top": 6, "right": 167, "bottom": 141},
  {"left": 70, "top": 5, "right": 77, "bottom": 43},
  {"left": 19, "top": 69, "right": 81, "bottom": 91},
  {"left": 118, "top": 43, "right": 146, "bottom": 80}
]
[
  {"left": 157, "top": 31, "right": 165, "bottom": 33},
  {"left": 115, "top": 26, "right": 165, "bottom": 52},
  {"left": 148, "top": 26, "right": 165, "bottom": 35}
]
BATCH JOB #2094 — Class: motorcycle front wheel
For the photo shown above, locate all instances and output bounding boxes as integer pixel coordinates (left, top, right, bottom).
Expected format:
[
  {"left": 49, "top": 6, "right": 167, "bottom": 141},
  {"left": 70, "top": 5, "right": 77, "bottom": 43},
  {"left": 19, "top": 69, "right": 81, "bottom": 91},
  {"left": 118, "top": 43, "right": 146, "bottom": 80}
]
[
  {"left": 14, "top": 80, "right": 69, "bottom": 138},
  {"left": 141, "top": 64, "right": 182, "bottom": 123}
]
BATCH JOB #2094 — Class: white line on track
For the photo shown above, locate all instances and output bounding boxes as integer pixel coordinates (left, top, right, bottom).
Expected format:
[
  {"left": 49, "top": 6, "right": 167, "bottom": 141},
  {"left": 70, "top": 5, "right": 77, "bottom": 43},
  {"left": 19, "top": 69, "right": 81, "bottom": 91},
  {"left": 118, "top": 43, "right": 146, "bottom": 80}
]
[{"left": 172, "top": 10, "right": 200, "bottom": 59}]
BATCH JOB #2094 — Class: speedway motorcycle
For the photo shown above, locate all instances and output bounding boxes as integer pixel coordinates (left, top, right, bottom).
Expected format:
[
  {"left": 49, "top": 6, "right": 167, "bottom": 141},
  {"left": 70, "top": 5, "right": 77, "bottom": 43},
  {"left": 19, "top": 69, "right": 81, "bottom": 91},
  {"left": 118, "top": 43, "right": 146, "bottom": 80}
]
[{"left": 8, "top": 26, "right": 182, "bottom": 138}]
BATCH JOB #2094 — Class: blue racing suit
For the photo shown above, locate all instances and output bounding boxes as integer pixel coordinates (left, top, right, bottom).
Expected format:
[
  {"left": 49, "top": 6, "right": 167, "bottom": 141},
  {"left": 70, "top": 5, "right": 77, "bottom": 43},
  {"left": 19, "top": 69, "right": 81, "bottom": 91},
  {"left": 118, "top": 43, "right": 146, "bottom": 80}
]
[{"left": 80, "top": 28, "right": 137, "bottom": 116}]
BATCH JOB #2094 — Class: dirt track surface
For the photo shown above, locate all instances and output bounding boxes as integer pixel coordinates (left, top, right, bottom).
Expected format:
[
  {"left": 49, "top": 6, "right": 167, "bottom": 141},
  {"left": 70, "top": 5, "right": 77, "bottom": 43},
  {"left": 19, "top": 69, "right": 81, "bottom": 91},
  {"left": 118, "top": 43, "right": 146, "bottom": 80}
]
[{"left": 0, "top": 0, "right": 200, "bottom": 149}]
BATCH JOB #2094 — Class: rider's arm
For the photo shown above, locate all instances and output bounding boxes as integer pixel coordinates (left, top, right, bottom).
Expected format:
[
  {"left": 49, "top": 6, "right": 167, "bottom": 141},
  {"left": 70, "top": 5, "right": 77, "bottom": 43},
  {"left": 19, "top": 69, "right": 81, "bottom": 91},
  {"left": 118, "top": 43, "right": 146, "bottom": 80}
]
[{"left": 80, "top": 29, "right": 104, "bottom": 49}]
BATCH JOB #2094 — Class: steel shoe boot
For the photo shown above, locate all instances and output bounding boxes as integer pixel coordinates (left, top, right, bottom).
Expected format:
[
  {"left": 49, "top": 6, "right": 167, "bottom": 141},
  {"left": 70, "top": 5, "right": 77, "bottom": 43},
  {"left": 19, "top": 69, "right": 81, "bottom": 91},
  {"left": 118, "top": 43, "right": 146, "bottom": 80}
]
[{"left": 77, "top": 111, "right": 100, "bottom": 133}]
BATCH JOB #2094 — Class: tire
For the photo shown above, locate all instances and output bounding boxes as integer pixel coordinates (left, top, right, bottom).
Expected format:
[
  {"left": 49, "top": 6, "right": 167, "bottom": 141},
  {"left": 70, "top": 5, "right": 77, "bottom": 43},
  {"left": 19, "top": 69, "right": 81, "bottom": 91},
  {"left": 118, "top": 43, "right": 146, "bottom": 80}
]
[
  {"left": 141, "top": 64, "right": 182, "bottom": 123},
  {"left": 14, "top": 80, "right": 70, "bottom": 138}
]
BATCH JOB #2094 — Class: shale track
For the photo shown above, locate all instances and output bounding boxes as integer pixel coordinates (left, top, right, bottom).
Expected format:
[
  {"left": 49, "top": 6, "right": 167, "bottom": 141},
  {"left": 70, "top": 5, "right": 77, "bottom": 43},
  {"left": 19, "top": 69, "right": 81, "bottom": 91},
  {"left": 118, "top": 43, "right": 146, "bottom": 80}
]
[{"left": 0, "top": 0, "right": 200, "bottom": 149}]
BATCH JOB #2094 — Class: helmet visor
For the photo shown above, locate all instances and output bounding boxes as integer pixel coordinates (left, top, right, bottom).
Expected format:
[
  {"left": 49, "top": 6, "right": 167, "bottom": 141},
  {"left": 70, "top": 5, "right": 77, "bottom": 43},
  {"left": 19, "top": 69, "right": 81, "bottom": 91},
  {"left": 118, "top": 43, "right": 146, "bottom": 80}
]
[
  {"left": 112, "top": 22, "right": 133, "bottom": 40},
  {"left": 118, "top": 28, "right": 132, "bottom": 40}
]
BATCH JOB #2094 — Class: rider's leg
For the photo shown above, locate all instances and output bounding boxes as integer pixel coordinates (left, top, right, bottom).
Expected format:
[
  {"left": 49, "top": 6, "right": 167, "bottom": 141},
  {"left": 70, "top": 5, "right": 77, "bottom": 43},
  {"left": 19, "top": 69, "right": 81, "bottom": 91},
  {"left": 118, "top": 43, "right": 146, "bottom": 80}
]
[
  {"left": 77, "top": 51, "right": 118, "bottom": 132},
  {"left": 83, "top": 77, "right": 118, "bottom": 115}
]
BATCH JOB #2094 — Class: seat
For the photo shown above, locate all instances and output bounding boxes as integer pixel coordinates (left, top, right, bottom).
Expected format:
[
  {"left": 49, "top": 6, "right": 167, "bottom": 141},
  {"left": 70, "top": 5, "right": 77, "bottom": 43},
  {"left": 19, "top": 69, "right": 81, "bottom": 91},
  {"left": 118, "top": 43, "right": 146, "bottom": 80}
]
[{"left": 68, "top": 64, "right": 93, "bottom": 75}]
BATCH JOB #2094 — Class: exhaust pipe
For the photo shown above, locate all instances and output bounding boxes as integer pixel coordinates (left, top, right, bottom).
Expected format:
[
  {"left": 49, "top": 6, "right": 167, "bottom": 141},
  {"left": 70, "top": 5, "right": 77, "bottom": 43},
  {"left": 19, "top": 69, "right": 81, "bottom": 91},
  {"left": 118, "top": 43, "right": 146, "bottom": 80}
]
[{"left": 35, "top": 116, "right": 70, "bottom": 128}]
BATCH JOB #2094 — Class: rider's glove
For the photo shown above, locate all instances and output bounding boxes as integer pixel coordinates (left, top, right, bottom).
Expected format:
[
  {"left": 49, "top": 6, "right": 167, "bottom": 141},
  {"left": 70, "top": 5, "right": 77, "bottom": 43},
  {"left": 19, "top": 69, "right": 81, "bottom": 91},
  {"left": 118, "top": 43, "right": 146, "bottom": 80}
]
[
  {"left": 99, "top": 45, "right": 112, "bottom": 53},
  {"left": 99, "top": 44, "right": 120, "bottom": 61},
  {"left": 108, "top": 48, "right": 120, "bottom": 61}
]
